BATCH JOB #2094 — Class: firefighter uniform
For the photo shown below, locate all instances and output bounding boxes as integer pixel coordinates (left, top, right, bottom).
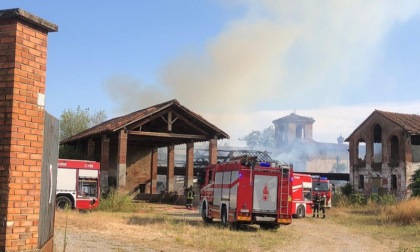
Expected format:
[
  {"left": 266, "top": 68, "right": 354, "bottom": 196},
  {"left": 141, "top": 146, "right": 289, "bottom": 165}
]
[
  {"left": 186, "top": 186, "right": 195, "bottom": 208},
  {"left": 320, "top": 194, "right": 326, "bottom": 218},
  {"left": 312, "top": 193, "right": 320, "bottom": 218}
]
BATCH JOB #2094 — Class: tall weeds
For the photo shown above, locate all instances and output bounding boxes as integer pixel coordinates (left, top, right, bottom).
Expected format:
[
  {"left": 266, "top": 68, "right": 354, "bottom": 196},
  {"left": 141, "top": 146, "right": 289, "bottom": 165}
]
[
  {"left": 381, "top": 198, "right": 420, "bottom": 225},
  {"left": 98, "top": 188, "right": 136, "bottom": 212}
]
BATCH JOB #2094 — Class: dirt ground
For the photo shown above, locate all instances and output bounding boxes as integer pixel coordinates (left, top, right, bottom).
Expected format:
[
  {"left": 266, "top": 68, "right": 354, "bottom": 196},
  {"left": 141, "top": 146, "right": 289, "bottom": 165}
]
[{"left": 53, "top": 205, "right": 417, "bottom": 252}]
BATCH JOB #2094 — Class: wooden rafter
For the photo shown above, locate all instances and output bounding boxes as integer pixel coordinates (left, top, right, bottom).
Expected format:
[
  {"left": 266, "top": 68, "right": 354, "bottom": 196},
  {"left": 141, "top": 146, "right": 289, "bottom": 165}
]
[{"left": 128, "top": 130, "right": 207, "bottom": 140}]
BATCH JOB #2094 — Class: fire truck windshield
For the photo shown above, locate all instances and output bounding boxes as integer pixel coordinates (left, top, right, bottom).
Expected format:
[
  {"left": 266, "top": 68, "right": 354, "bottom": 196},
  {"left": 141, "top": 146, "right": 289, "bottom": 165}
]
[{"left": 312, "top": 181, "right": 329, "bottom": 192}]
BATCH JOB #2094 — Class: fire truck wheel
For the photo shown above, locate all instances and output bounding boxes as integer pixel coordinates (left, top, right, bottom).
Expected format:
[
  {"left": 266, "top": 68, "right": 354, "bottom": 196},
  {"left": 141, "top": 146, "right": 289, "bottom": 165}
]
[
  {"left": 201, "top": 203, "right": 213, "bottom": 223},
  {"left": 296, "top": 204, "right": 305, "bottom": 218},
  {"left": 221, "top": 207, "right": 228, "bottom": 227},
  {"left": 56, "top": 196, "right": 72, "bottom": 210}
]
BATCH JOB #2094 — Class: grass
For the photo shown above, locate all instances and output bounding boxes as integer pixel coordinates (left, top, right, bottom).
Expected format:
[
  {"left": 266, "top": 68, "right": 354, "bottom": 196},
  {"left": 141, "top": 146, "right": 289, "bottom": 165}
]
[
  {"left": 54, "top": 197, "right": 420, "bottom": 251},
  {"left": 329, "top": 196, "right": 420, "bottom": 251}
]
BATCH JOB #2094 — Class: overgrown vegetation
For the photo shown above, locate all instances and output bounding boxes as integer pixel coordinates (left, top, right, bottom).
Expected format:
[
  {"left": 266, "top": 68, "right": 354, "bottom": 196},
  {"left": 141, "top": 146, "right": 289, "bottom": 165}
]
[
  {"left": 408, "top": 168, "right": 420, "bottom": 197},
  {"left": 97, "top": 188, "right": 137, "bottom": 212},
  {"left": 332, "top": 187, "right": 420, "bottom": 226}
]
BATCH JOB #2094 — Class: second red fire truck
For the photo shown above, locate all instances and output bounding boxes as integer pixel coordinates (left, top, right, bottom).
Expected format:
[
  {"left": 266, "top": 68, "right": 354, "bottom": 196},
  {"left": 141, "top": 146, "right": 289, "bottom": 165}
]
[
  {"left": 291, "top": 173, "right": 313, "bottom": 218},
  {"left": 199, "top": 156, "right": 293, "bottom": 229},
  {"left": 56, "top": 159, "right": 100, "bottom": 211}
]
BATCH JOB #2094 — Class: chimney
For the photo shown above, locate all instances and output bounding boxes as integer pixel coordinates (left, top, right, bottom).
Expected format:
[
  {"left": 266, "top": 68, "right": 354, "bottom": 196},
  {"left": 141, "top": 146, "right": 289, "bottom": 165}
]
[{"left": 0, "top": 8, "right": 57, "bottom": 251}]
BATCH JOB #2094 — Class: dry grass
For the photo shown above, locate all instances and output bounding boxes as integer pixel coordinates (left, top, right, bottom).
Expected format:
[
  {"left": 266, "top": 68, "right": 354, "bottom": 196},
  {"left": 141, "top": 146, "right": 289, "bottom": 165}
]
[
  {"left": 55, "top": 201, "right": 420, "bottom": 251},
  {"left": 329, "top": 197, "right": 420, "bottom": 250},
  {"left": 55, "top": 205, "right": 294, "bottom": 252}
]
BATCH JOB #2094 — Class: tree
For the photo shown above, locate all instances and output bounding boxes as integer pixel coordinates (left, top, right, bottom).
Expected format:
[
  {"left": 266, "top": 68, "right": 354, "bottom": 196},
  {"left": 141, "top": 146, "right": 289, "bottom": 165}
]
[
  {"left": 407, "top": 168, "right": 420, "bottom": 197},
  {"left": 239, "top": 126, "right": 275, "bottom": 149},
  {"left": 59, "top": 106, "right": 107, "bottom": 159},
  {"left": 59, "top": 106, "right": 107, "bottom": 141}
]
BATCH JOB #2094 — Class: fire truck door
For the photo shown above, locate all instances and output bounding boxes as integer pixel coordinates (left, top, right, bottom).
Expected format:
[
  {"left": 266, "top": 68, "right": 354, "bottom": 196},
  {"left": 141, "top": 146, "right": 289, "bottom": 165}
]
[{"left": 253, "top": 175, "right": 278, "bottom": 212}]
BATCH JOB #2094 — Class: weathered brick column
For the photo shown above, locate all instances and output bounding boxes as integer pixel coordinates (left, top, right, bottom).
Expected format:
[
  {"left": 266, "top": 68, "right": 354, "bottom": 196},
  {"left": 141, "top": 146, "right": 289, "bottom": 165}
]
[
  {"left": 166, "top": 145, "right": 175, "bottom": 192},
  {"left": 208, "top": 137, "right": 218, "bottom": 165},
  {"left": 185, "top": 142, "right": 194, "bottom": 188},
  {"left": 0, "top": 8, "right": 57, "bottom": 251},
  {"left": 100, "top": 135, "right": 110, "bottom": 190},
  {"left": 117, "top": 129, "right": 127, "bottom": 188},
  {"left": 149, "top": 147, "right": 158, "bottom": 194}
]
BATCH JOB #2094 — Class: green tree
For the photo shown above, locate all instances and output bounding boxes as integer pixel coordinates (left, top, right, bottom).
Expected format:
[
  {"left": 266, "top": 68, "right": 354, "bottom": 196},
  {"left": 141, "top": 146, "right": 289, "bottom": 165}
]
[
  {"left": 59, "top": 106, "right": 107, "bottom": 159},
  {"left": 407, "top": 168, "right": 420, "bottom": 197},
  {"left": 239, "top": 126, "right": 275, "bottom": 149},
  {"left": 59, "top": 106, "right": 107, "bottom": 141}
]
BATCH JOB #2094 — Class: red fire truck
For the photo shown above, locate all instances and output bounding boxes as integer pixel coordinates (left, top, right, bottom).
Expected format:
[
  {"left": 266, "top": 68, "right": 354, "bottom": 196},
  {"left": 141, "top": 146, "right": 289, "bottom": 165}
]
[
  {"left": 199, "top": 156, "right": 293, "bottom": 229},
  {"left": 56, "top": 159, "right": 100, "bottom": 210},
  {"left": 291, "top": 173, "right": 313, "bottom": 218},
  {"left": 312, "top": 175, "right": 332, "bottom": 208}
]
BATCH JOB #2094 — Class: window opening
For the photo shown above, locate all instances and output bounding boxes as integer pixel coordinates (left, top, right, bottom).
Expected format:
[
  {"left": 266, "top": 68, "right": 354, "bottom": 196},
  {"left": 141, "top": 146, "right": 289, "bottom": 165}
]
[
  {"left": 373, "top": 125, "right": 382, "bottom": 163},
  {"left": 358, "top": 175, "right": 364, "bottom": 189},
  {"left": 296, "top": 125, "right": 304, "bottom": 139},
  {"left": 411, "top": 135, "right": 420, "bottom": 162},
  {"left": 390, "top": 135, "right": 399, "bottom": 163},
  {"left": 391, "top": 174, "right": 397, "bottom": 190}
]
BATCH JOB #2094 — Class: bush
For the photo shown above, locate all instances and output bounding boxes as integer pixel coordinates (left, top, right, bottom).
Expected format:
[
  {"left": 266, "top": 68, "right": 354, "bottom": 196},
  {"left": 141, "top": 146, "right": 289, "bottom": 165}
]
[
  {"left": 349, "top": 193, "right": 366, "bottom": 205},
  {"left": 98, "top": 188, "right": 136, "bottom": 212},
  {"left": 341, "top": 183, "right": 353, "bottom": 197}
]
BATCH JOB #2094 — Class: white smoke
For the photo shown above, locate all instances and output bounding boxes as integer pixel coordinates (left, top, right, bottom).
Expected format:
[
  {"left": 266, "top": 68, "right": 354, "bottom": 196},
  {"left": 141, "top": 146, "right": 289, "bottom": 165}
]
[{"left": 104, "top": 1, "right": 420, "bottom": 145}]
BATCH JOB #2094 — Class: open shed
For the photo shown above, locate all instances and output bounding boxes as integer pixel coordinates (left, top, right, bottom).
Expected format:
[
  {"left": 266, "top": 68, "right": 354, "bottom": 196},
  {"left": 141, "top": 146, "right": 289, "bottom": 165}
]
[{"left": 60, "top": 99, "right": 229, "bottom": 194}]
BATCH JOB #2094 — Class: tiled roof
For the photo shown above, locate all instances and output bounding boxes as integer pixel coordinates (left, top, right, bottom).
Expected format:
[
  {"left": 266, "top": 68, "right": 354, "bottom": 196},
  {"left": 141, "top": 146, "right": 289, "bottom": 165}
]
[
  {"left": 375, "top": 110, "right": 420, "bottom": 134},
  {"left": 273, "top": 113, "right": 315, "bottom": 124},
  {"left": 345, "top": 109, "right": 420, "bottom": 141},
  {"left": 60, "top": 99, "right": 229, "bottom": 144}
]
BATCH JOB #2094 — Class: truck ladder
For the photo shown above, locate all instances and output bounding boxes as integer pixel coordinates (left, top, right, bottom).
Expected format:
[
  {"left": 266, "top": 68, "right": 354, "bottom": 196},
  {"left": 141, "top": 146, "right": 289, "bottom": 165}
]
[{"left": 279, "top": 167, "right": 291, "bottom": 216}]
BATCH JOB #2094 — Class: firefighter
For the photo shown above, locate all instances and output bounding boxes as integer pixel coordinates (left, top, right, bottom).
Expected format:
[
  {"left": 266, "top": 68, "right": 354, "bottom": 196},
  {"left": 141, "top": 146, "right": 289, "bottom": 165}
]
[
  {"left": 312, "top": 192, "right": 320, "bottom": 218},
  {"left": 320, "top": 193, "right": 326, "bottom": 218},
  {"left": 185, "top": 185, "right": 195, "bottom": 209}
]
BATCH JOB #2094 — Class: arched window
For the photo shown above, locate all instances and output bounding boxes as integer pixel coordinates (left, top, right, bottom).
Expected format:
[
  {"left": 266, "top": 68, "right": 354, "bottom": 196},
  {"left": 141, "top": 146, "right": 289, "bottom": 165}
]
[
  {"left": 356, "top": 138, "right": 366, "bottom": 169},
  {"left": 390, "top": 135, "right": 399, "bottom": 163},
  {"left": 296, "top": 125, "right": 304, "bottom": 139},
  {"left": 373, "top": 124, "right": 382, "bottom": 163}
]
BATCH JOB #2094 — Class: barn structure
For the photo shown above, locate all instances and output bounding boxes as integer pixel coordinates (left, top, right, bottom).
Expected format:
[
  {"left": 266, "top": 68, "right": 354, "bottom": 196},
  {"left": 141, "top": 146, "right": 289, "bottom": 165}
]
[
  {"left": 345, "top": 110, "right": 420, "bottom": 199},
  {"left": 60, "top": 99, "right": 229, "bottom": 195}
]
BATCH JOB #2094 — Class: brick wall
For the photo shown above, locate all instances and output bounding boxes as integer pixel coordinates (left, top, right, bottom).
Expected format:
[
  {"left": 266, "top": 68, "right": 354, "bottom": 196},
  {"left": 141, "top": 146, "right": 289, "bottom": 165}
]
[{"left": 0, "top": 9, "right": 57, "bottom": 251}]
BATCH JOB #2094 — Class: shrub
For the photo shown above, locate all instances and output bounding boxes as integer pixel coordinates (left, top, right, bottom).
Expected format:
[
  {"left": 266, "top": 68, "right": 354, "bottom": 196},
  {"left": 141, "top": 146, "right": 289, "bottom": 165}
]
[
  {"left": 98, "top": 188, "right": 136, "bottom": 212},
  {"left": 341, "top": 183, "right": 353, "bottom": 197},
  {"left": 350, "top": 193, "right": 366, "bottom": 205}
]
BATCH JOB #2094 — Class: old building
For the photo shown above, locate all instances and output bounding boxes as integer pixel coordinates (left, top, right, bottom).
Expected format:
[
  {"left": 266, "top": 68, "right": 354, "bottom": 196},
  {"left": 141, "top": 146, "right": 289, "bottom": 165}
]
[
  {"left": 271, "top": 113, "right": 349, "bottom": 173},
  {"left": 345, "top": 110, "right": 420, "bottom": 199},
  {"left": 60, "top": 99, "right": 229, "bottom": 196}
]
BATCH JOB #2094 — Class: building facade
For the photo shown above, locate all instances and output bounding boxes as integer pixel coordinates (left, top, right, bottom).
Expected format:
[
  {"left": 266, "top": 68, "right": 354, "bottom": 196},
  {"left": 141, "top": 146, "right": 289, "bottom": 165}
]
[
  {"left": 272, "top": 113, "right": 349, "bottom": 173},
  {"left": 345, "top": 110, "right": 420, "bottom": 199}
]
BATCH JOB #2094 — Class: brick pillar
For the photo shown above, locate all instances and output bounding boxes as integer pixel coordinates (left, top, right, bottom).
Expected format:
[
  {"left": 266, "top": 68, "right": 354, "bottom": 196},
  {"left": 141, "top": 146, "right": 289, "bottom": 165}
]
[
  {"left": 185, "top": 142, "right": 194, "bottom": 188},
  {"left": 166, "top": 145, "right": 175, "bottom": 192},
  {"left": 0, "top": 8, "right": 57, "bottom": 251},
  {"left": 117, "top": 130, "right": 127, "bottom": 188},
  {"left": 87, "top": 138, "right": 95, "bottom": 160},
  {"left": 208, "top": 137, "right": 218, "bottom": 165},
  {"left": 100, "top": 135, "right": 110, "bottom": 190},
  {"left": 150, "top": 147, "right": 158, "bottom": 194}
]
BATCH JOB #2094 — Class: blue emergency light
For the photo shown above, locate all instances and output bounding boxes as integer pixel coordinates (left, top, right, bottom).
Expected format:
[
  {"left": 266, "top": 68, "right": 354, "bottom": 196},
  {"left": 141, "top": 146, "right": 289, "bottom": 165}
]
[{"left": 259, "top": 162, "right": 270, "bottom": 167}]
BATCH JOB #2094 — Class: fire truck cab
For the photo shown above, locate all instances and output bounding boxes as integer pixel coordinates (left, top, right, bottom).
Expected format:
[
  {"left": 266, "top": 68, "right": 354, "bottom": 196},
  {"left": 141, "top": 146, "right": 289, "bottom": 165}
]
[
  {"left": 312, "top": 175, "right": 332, "bottom": 208},
  {"left": 199, "top": 156, "right": 293, "bottom": 229},
  {"left": 56, "top": 159, "right": 100, "bottom": 210}
]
